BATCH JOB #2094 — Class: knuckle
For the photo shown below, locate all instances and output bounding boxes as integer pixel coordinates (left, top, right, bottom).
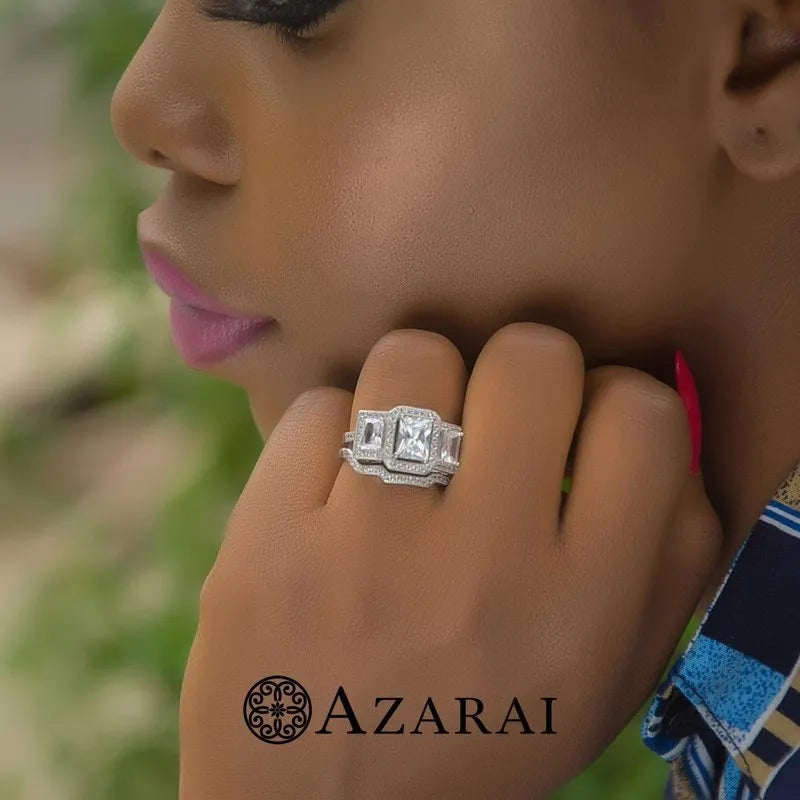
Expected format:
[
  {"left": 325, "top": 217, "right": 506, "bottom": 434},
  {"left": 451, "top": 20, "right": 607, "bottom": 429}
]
[
  {"left": 365, "top": 328, "right": 466, "bottom": 382},
  {"left": 196, "top": 526, "right": 255, "bottom": 625},
  {"left": 196, "top": 520, "right": 266, "bottom": 628},
  {"left": 640, "top": 386, "right": 687, "bottom": 433},
  {"left": 594, "top": 367, "right": 687, "bottom": 429},
  {"left": 482, "top": 322, "right": 585, "bottom": 367},
  {"left": 197, "top": 560, "right": 228, "bottom": 626},
  {"left": 288, "top": 386, "right": 352, "bottom": 423},
  {"left": 196, "top": 533, "right": 302, "bottom": 633},
  {"left": 587, "top": 367, "right": 692, "bottom": 465}
]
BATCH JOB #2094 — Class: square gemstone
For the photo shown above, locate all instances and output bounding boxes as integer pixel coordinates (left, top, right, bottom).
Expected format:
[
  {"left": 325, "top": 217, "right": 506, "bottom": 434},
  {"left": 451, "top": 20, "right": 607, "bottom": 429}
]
[
  {"left": 359, "top": 415, "right": 384, "bottom": 450},
  {"left": 440, "top": 430, "right": 462, "bottom": 465},
  {"left": 393, "top": 415, "right": 433, "bottom": 462}
]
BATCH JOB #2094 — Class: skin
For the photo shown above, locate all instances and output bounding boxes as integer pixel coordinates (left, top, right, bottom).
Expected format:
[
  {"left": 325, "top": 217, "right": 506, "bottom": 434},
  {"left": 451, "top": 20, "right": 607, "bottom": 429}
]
[
  {"left": 108, "top": 0, "right": 800, "bottom": 793},
  {"left": 110, "top": 0, "right": 800, "bottom": 582},
  {"left": 181, "top": 323, "right": 723, "bottom": 798}
]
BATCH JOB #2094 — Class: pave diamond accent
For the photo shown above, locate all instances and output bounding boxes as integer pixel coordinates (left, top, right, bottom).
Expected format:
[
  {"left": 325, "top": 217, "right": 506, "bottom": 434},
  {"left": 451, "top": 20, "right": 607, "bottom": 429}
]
[
  {"left": 339, "top": 448, "right": 451, "bottom": 487},
  {"left": 394, "top": 415, "right": 433, "bottom": 462}
]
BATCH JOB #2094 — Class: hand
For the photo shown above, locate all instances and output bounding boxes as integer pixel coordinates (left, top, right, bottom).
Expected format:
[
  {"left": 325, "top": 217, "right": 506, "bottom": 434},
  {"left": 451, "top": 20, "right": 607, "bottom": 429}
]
[{"left": 179, "top": 323, "right": 722, "bottom": 799}]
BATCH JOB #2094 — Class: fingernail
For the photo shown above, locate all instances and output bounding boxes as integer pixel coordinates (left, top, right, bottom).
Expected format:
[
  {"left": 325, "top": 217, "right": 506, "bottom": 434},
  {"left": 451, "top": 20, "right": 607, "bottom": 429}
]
[{"left": 674, "top": 350, "right": 703, "bottom": 475}]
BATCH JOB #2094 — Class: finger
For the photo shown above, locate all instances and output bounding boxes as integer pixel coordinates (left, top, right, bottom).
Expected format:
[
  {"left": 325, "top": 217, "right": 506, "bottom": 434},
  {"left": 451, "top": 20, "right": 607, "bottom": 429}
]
[
  {"left": 562, "top": 365, "right": 695, "bottom": 604},
  {"left": 242, "top": 386, "right": 354, "bottom": 513},
  {"left": 445, "top": 323, "right": 585, "bottom": 538},
  {"left": 641, "top": 470, "right": 723, "bottom": 668},
  {"left": 606, "top": 471, "right": 723, "bottom": 712},
  {"left": 328, "top": 329, "right": 468, "bottom": 511}
]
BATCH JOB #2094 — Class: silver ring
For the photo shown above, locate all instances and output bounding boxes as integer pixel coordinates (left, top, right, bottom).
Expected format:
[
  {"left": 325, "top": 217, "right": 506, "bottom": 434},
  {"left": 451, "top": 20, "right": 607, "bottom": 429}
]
[{"left": 339, "top": 405, "right": 463, "bottom": 488}]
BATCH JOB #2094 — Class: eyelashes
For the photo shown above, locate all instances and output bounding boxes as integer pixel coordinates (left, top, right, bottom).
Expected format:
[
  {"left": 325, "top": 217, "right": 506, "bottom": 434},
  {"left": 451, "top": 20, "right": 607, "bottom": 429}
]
[{"left": 199, "top": 0, "right": 348, "bottom": 44}]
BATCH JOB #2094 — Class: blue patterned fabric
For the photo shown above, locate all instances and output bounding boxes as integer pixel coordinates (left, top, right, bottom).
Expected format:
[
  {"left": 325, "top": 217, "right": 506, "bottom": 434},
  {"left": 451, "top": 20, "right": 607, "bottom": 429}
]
[{"left": 642, "top": 459, "right": 800, "bottom": 800}]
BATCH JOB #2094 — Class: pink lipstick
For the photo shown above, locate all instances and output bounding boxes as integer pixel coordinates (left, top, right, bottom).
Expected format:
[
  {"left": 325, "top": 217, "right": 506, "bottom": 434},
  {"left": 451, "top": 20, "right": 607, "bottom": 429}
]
[{"left": 139, "top": 245, "right": 276, "bottom": 367}]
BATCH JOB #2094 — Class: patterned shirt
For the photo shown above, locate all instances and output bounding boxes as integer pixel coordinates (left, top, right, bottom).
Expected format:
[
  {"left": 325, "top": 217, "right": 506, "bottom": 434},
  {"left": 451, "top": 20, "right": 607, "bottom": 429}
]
[{"left": 642, "top": 458, "right": 800, "bottom": 799}]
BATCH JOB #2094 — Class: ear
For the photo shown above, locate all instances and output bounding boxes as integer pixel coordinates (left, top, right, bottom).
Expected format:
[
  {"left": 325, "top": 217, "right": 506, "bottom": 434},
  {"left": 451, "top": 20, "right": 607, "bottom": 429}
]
[{"left": 714, "top": 1, "right": 800, "bottom": 180}]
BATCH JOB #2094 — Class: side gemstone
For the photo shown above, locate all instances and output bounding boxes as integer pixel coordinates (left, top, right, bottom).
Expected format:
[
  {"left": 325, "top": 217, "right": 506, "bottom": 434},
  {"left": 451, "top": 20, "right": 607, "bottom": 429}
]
[
  {"left": 439, "top": 429, "right": 462, "bottom": 466},
  {"left": 359, "top": 415, "right": 384, "bottom": 450}
]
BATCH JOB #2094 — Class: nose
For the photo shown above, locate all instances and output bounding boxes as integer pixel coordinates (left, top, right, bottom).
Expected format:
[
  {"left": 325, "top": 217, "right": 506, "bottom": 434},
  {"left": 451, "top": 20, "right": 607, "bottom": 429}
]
[{"left": 110, "top": 7, "right": 241, "bottom": 186}]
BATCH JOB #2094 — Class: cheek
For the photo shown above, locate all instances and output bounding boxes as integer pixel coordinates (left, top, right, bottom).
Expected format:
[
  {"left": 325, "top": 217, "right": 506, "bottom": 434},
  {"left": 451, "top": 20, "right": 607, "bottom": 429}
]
[
  {"left": 234, "top": 8, "right": 705, "bottom": 354},
  {"left": 303, "top": 92, "right": 679, "bottom": 322},
  {"left": 321, "top": 93, "right": 488, "bottom": 304}
]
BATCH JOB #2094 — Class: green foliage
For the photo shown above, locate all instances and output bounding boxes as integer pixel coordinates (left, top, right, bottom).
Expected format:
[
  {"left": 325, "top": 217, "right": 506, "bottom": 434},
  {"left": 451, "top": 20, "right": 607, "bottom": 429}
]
[
  {"left": 4, "top": 2, "right": 678, "bottom": 796},
  {"left": 4, "top": 2, "right": 258, "bottom": 798}
]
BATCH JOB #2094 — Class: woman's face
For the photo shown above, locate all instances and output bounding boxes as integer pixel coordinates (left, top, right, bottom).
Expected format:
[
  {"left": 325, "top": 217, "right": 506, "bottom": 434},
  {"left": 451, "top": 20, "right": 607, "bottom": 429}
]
[{"left": 112, "top": 0, "right": 716, "bottom": 435}]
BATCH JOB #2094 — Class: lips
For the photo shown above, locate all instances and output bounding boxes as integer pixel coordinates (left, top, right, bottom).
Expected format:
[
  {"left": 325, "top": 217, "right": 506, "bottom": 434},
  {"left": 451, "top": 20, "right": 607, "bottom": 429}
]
[{"left": 138, "top": 244, "right": 276, "bottom": 367}]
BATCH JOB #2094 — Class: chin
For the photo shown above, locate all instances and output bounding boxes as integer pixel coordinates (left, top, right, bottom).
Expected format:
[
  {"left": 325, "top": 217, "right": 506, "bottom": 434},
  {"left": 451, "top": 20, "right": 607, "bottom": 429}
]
[
  {"left": 169, "top": 348, "right": 281, "bottom": 442},
  {"left": 245, "top": 374, "right": 305, "bottom": 444}
]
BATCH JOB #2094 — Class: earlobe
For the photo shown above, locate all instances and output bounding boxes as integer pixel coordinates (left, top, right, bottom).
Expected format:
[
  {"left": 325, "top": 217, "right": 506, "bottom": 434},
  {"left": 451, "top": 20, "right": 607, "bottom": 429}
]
[
  {"left": 714, "top": 4, "right": 800, "bottom": 181},
  {"left": 718, "top": 60, "right": 800, "bottom": 180}
]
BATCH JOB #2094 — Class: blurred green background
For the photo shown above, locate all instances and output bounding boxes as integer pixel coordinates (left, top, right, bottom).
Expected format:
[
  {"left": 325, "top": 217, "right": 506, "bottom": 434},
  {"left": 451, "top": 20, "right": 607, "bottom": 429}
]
[{"left": 0, "top": 1, "right": 675, "bottom": 797}]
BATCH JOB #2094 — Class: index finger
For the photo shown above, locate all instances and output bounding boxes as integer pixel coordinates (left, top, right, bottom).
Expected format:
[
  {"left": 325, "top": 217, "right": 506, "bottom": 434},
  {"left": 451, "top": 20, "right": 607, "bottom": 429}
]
[{"left": 242, "top": 386, "right": 354, "bottom": 513}]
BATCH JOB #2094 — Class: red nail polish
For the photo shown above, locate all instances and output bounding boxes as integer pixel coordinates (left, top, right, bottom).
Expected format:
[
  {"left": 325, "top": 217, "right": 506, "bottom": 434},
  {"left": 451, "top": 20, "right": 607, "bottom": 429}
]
[{"left": 674, "top": 350, "right": 702, "bottom": 475}]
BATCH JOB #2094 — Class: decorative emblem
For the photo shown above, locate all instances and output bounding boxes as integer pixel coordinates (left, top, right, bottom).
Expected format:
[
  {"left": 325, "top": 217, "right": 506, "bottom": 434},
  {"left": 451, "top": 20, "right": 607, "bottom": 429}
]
[{"left": 243, "top": 675, "right": 312, "bottom": 744}]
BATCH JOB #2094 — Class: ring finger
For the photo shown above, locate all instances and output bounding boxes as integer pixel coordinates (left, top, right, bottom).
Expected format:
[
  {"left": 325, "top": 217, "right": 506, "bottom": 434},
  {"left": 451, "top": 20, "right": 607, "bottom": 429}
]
[{"left": 327, "top": 328, "right": 469, "bottom": 513}]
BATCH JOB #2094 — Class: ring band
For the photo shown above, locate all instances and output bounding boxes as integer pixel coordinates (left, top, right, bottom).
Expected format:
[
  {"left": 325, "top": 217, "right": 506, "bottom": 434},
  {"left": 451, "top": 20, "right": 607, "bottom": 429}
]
[{"left": 339, "top": 405, "right": 463, "bottom": 488}]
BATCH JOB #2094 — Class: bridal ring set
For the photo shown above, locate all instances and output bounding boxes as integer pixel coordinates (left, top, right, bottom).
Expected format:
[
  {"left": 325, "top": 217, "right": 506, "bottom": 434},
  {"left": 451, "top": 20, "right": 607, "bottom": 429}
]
[{"left": 339, "top": 405, "right": 463, "bottom": 488}]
